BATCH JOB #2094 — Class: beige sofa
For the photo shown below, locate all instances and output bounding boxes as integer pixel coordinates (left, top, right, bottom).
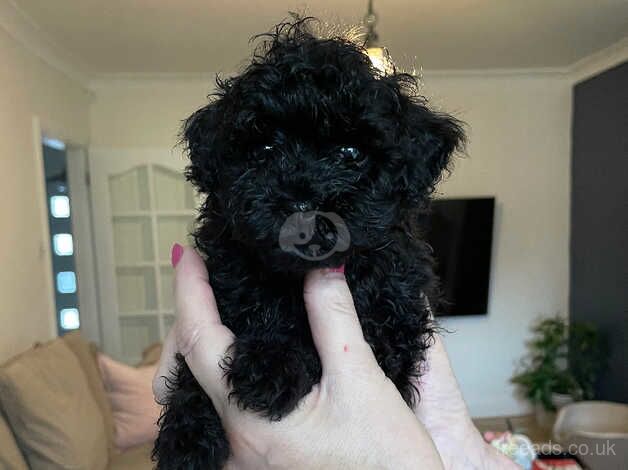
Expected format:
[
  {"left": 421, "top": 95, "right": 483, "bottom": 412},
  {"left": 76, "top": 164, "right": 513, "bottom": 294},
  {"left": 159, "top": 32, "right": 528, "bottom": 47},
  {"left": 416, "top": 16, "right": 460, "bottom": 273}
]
[
  {"left": 553, "top": 401, "right": 628, "bottom": 470},
  {"left": 0, "top": 332, "right": 156, "bottom": 469}
]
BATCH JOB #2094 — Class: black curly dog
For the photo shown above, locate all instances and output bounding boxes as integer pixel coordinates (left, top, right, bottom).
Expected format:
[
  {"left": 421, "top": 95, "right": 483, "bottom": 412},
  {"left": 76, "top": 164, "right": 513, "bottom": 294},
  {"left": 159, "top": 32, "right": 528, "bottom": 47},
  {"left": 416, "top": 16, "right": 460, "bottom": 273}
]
[{"left": 153, "top": 16, "right": 464, "bottom": 469}]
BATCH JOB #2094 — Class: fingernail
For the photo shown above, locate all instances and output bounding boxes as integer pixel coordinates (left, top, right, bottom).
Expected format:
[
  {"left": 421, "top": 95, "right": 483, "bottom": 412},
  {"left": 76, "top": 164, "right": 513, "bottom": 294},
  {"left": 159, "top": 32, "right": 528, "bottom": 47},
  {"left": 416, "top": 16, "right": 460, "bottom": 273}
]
[
  {"left": 171, "top": 243, "right": 184, "bottom": 268},
  {"left": 328, "top": 264, "right": 345, "bottom": 274}
]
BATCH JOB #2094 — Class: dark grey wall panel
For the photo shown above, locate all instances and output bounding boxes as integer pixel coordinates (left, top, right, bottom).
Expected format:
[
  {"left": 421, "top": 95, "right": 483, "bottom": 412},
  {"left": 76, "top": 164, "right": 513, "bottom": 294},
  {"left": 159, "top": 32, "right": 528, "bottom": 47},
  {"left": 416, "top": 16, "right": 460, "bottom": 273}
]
[{"left": 571, "top": 61, "right": 628, "bottom": 403}]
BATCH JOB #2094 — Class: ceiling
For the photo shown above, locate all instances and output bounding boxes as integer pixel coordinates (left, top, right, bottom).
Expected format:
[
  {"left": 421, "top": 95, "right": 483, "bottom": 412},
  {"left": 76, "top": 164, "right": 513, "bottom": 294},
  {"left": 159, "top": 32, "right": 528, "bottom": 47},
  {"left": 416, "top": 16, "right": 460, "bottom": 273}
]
[{"left": 10, "top": 0, "right": 628, "bottom": 74}]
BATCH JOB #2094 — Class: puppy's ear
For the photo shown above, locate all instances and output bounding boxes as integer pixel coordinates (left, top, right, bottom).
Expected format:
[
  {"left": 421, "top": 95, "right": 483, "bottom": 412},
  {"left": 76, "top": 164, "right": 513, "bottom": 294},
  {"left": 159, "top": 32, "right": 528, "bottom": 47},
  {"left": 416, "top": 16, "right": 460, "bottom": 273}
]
[
  {"left": 182, "top": 101, "right": 223, "bottom": 195},
  {"left": 400, "top": 100, "right": 465, "bottom": 205}
]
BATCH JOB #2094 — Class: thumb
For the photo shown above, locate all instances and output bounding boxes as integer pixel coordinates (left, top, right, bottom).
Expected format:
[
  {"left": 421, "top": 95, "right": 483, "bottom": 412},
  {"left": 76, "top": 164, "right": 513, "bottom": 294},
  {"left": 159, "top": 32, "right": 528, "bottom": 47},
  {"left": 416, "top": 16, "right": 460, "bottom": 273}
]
[{"left": 303, "top": 268, "right": 376, "bottom": 375}]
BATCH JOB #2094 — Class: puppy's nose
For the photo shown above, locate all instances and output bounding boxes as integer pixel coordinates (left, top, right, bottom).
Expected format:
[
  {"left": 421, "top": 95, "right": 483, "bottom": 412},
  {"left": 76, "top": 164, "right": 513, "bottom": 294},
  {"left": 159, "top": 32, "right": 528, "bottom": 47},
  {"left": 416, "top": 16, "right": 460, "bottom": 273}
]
[{"left": 291, "top": 200, "right": 315, "bottom": 212}]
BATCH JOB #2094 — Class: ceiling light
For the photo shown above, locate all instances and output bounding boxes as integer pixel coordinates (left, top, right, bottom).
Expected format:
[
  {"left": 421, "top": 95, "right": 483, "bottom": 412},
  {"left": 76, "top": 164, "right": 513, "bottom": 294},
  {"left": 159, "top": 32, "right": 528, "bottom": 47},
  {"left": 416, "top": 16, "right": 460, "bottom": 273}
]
[{"left": 363, "top": 0, "right": 394, "bottom": 74}]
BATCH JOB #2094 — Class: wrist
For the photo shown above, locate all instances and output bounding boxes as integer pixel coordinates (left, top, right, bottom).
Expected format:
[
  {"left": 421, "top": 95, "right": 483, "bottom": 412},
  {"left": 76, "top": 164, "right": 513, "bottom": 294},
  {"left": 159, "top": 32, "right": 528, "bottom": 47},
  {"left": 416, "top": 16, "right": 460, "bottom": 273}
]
[
  {"left": 375, "top": 418, "right": 444, "bottom": 470},
  {"left": 476, "top": 441, "right": 520, "bottom": 470},
  {"left": 434, "top": 421, "right": 518, "bottom": 470}
]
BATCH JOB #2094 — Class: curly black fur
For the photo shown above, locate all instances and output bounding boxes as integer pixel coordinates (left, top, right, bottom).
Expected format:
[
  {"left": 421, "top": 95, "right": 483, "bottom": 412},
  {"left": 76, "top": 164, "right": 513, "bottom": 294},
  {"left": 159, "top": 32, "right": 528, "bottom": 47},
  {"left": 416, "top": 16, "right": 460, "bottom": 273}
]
[{"left": 153, "top": 15, "right": 465, "bottom": 469}]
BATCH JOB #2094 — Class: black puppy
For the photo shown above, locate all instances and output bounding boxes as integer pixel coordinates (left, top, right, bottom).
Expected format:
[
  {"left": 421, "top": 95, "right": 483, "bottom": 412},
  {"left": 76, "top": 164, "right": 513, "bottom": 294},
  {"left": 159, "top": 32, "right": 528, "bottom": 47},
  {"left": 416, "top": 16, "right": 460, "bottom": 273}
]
[{"left": 153, "top": 16, "right": 464, "bottom": 469}]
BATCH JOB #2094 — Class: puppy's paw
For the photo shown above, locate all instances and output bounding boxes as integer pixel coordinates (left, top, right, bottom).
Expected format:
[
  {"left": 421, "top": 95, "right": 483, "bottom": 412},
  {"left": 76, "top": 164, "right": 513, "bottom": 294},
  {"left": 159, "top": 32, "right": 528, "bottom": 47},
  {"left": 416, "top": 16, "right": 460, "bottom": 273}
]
[
  {"left": 153, "top": 356, "right": 230, "bottom": 469},
  {"left": 224, "top": 337, "right": 317, "bottom": 419}
]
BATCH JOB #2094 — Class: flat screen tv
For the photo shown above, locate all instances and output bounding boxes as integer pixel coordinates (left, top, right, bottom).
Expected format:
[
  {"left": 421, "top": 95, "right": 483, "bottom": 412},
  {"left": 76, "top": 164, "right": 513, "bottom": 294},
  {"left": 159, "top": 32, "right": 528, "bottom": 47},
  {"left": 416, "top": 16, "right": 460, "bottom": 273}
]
[{"left": 424, "top": 197, "right": 495, "bottom": 316}]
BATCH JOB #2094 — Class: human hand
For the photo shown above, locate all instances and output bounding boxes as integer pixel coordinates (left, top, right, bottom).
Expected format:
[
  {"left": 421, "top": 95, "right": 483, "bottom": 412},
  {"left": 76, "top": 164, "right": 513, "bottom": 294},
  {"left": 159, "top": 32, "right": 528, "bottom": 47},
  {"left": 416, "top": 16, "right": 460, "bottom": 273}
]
[
  {"left": 412, "top": 333, "right": 519, "bottom": 469},
  {"left": 153, "top": 246, "right": 443, "bottom": 470}
]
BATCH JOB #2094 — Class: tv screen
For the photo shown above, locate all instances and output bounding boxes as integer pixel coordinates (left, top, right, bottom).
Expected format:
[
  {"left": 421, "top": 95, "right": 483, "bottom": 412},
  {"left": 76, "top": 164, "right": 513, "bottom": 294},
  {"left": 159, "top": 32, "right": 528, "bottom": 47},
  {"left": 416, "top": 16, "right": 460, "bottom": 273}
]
[{"left": 425, "top": 197, "right": 495, "bottom": 316}]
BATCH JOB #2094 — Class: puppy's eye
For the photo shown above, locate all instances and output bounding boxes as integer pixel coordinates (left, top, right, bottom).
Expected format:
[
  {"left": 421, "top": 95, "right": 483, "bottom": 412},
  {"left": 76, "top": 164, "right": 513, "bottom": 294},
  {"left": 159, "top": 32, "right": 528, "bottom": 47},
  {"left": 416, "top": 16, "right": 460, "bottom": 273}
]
[
  {"left": 336, "top": 146, "right": 364, "bottom": 164},
  {"left": 254, "top": 144, "right": 274, "bottom": 162}
]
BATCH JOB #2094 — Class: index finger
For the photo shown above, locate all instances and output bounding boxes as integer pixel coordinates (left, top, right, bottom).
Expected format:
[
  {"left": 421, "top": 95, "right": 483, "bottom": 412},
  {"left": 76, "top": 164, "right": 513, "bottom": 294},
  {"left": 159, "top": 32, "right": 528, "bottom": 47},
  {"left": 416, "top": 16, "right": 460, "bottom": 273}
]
[{"left": 303, "top": 268, "right": 377, "bottom": 376}]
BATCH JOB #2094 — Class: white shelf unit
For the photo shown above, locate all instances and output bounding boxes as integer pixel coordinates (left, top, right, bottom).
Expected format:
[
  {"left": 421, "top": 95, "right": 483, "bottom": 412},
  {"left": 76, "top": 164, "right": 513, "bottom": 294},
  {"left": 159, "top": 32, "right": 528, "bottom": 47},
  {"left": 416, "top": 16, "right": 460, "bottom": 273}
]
[{"left": 105, "top": 162, "right": 197, "bottom": 363}]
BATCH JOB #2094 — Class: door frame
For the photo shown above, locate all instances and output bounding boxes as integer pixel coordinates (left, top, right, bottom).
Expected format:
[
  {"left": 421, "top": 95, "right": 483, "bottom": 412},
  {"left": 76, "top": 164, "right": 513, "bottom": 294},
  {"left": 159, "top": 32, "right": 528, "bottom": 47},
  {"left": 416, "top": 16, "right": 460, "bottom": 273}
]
[
  {"left": 32, "top": 117, "right": 57, "bottom": 339},
  {"left": 67, "top": 146, "right": 102, "bottom": 345}
]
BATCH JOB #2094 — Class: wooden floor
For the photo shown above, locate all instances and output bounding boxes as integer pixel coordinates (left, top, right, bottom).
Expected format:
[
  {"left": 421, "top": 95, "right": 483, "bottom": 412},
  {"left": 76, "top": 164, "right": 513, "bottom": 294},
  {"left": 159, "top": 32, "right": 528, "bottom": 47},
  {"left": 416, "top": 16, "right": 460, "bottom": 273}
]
[{"left": 472, "top": 414, "right": 553, "bottom": 445}]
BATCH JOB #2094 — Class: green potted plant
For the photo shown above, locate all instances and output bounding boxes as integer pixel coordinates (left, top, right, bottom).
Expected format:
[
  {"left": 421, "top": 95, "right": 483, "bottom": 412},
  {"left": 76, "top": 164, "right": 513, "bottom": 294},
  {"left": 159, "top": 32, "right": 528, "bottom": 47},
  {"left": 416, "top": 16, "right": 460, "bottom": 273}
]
[
  {"left": 511, "top": 315, "right": 606, "bottom": 428},
  {"left": 569, "top": 322, "right": 608, "bottom": 400}
]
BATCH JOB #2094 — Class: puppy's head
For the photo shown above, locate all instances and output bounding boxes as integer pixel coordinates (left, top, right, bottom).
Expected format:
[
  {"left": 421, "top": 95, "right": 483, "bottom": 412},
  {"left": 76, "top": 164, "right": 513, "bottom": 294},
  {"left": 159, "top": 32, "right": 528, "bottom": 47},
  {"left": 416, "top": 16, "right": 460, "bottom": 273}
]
[{"left": 184, "top": 16, "right": 464, "bottom": 273}]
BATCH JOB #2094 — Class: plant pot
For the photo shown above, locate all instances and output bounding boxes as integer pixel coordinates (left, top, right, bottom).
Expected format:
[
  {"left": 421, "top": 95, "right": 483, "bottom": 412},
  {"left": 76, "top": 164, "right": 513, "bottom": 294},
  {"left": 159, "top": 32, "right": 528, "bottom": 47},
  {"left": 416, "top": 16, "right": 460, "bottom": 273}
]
[{"left": 551, "top": 392, "right": 574, "bottom": 410}]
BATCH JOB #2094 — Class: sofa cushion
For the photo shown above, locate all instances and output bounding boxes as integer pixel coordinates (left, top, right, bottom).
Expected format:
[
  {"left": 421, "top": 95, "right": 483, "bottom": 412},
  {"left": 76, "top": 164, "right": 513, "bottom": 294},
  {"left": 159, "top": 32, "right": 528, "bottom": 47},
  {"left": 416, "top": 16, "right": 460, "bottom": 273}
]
[
  {"left": 0, "top": 338, "right": 108, "bottom": 470},
  {"left": 137, "top": 341, "right": 162, "bottom": 367},
  {"left": 0, "top": 410, "right": 28, "bottom": 470},
  {"left": 63, "top": 331, "right": 116, "bottom": 450},
  {"left": 107, "top": 443, "right": 153, "bottom": 470},
  {"left": 98, "top": 354, "right": 161, "bottom": 451}
]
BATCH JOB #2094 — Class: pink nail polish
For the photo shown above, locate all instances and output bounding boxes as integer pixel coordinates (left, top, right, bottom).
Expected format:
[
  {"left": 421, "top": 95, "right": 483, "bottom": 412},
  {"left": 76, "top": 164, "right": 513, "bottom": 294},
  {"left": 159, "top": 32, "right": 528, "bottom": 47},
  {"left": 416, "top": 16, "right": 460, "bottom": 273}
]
[
  {"left": 329, "top": 264, "right": 345, "bottom": 274},
  {"left": 171, "top": 243, "right": 184, "bottom": 268}
]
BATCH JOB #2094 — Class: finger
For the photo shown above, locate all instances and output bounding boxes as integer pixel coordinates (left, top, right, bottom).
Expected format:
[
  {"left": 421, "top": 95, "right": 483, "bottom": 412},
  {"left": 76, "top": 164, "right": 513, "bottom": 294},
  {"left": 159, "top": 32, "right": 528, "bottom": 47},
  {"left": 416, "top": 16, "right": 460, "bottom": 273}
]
[
  {"left": 152, "top": 326, "right": 178, "bottom": 404},
  {"left": 411, "top": 333, "right": 468, "bottom": 423},
  {"left": 303, "top": 268, "right": 376, "bottom": 375},
  {"left": 173, "top": 246, "right": 235, "bottom": 403}
]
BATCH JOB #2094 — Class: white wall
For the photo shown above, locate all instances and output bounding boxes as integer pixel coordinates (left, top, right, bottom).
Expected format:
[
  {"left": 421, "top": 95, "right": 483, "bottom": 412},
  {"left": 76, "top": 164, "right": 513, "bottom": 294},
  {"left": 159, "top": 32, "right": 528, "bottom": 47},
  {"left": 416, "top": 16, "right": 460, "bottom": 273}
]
[
  {"left": 424, "top": 74, "right": 571, "bottom": 416},
  {"left": 89, "top": 73, "right": 571, "bottom": 417},
  {"left": 0, "top": 26, "right": 91, "bottom": 362},
  {"left": 89, "top": 79, "right": 212, "bottom": 148}
]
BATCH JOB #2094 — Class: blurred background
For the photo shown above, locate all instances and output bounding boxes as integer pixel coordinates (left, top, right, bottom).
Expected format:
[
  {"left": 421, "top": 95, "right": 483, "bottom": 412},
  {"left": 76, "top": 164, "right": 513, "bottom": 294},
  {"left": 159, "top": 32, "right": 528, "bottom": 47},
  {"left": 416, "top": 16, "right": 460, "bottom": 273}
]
[{"left": 0, "top": 1, "right": 627, "bottom": 468}]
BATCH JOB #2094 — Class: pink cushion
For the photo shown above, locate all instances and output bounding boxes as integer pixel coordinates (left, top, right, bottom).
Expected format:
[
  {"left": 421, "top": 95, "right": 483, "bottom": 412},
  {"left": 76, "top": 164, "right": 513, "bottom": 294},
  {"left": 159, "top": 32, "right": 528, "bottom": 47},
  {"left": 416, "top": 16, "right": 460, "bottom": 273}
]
[{"left": 97, "top": 354, "right": 161, "bottom": 451}]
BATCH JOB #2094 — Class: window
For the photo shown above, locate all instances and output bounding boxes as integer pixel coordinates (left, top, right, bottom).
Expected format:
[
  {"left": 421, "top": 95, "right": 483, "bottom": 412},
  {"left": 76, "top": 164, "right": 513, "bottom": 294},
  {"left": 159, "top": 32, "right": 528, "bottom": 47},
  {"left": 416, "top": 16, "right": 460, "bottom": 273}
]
[
  {"left": 60, "top": 308, "right": 80, "bottom": 330},
  {"left": 43, "top": 140, "right": 80, "bottom": 334},
  {"left": 53, "top": 233, "right": 74, "bottom": 256},
  {"left": 57, "top": 271, "right": 77, "bottom": 294},
  {"left": 50, "top": 195, "right": 70, "bottom": 218}
]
